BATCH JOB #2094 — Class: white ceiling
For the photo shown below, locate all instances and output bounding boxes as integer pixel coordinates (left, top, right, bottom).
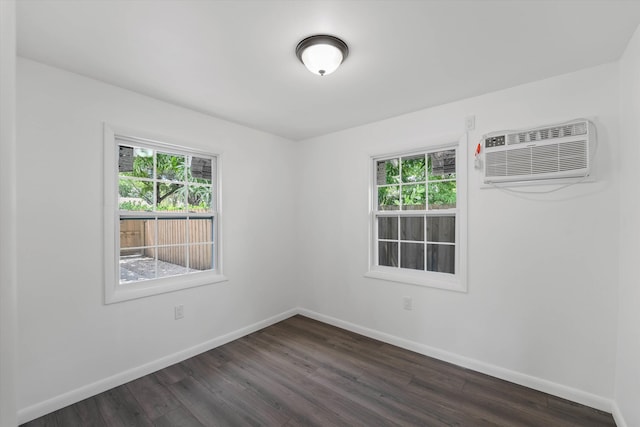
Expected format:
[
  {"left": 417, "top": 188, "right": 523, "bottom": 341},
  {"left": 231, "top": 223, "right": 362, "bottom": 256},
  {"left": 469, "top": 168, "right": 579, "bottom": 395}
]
[{"left": 16, "top": 0, "right": 640, "bottom": 141}]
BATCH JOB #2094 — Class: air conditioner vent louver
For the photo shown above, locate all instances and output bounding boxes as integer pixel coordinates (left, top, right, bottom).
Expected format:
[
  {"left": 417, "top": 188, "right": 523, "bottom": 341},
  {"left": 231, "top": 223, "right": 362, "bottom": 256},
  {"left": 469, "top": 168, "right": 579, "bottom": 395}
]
[
  {"left": 506, "top": 121, "right": 588, "bottom": 145},
  {"left": 483, "top": 119, "right": 593, "bottom": 185}
]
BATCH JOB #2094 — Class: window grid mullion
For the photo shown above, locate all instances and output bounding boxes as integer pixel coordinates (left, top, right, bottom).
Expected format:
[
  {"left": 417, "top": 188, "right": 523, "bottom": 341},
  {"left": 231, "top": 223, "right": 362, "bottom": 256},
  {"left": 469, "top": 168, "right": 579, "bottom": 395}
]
[
  {"left": 397, "top": 213, "right": 401, "bottom": 268},
  {"left": 374, "top": 210, "right": 456, "bottom": 217},
  {"left": 154, "top": 151, "right": 159, "bottom": 212},
  {"left": 398, "top": 158, "right": 403, "bottom": 211},
  {"left": 424, "top": 215, "right": 427, "bottom": 272},
  {"left": 154, "top": 216, "right": 159, "bottom": 279},
  {"left": 183, "top": 156, "right": 190, "bottom": 270},
  {"left": 153, "top": 151, "right": 158, "bottom": 279}
]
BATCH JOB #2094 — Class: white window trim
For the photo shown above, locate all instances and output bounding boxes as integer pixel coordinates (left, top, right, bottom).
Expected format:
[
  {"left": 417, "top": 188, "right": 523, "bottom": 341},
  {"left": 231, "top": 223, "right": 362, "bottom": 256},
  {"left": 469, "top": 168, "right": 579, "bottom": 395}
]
[
  {"left": 103, "top": 124, "right": 227, "bottom": 304},
  {"left": 365, "top": 133, "right": 468, "bottom": 292}
]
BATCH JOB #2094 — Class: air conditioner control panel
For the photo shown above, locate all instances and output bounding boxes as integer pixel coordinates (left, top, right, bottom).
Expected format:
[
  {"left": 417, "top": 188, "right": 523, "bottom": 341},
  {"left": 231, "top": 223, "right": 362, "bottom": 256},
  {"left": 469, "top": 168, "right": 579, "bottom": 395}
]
[{"left": 485, "top": 135, "right": 505, "bottom": 148}]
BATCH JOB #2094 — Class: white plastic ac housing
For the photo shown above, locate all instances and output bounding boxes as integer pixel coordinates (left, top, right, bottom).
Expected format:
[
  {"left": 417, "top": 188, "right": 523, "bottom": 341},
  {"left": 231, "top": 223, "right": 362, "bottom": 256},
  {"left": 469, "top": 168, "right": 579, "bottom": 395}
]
[{"left": 482, "top": 119, "right": 594, "bottom": 184}]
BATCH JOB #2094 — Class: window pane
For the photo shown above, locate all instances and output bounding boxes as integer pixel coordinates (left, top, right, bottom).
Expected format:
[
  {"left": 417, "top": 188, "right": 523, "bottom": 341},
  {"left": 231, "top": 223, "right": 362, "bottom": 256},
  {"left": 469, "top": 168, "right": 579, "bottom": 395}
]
[
  {"left": 400, "top": 216, "right": 424, "bottom": 241},
  {"left": 188, "top": 156, "right": 213, "bottom": 184},
  {"left": 427, "top": 216, "right": 455, "bottom": 243},
  {"left": 401, "top": 155, "right": 425, "bottom": 183},
  {"left": 401, "top": 242, "right": 424, "bottom": 270},
  {"left": 378, "top": 241, "right": 398, "bottom": 267},
  {"left": 119, "top": 179, "right": 153, "bottom": 211},
  {"left": 119, "top": 146, "right": 154, "bottom": 178},
  {"left": 401, "top": 184, "right": 426, "bottom": 210},
  {"left": 113, "top": 138, "right": 219, "bottom": 296},
  {"left": 157, "top": 183, "right": 186, "bottom": 211},
  {"left": 378, "top": 186, "right": 400, "bottom": 210},
  {"left": 428, "top": 181, "right": 456, "bottom": 209},
  {"left": 427, "top": 244, "right": 455, "bottom": 274},
  {"left": 157, "top": 219, "right": 187, "bottom": 245},
  {"left": 428, "top": 149, "right": 456, "bottom": 178},
  {"left": 120, "top": 218, "right": 155, "bottom": 250},
  {"left": 189, "top": 243, "right": 213, "bottom": 270},
  {"left": 190, "top": 218, "right": 214, "bottom": 243},
  {"left": 378, "top": 216, "right": 398, "bottom": 240},
  {"left": 376, "top": 159, "right": 400, "bottom": 185},
  {"left": 157, "top": 246, "right": 188, "bottom": 278},
  {"left": 120, "top": 248, "right": 156, "bottom": 283},
  {"left": 187, "top": 184, "right": 213, "bottom": 212},
  {"left": 157, "top": 152, "right": 185, "bottom": 181}
]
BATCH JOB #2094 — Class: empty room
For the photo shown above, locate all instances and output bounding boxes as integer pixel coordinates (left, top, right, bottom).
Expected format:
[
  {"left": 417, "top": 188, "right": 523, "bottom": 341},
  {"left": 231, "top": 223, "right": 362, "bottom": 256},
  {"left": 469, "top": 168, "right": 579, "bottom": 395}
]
[{"left": 2, "top": 1, "right": 640, "bottom": 426}]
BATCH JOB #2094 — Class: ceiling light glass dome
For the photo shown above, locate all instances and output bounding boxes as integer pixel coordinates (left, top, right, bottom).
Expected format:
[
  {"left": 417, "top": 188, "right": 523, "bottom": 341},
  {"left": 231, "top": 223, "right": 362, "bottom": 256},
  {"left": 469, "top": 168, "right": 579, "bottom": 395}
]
[{"left": 296, "top": 35, "right": 349, "bottom": 76}]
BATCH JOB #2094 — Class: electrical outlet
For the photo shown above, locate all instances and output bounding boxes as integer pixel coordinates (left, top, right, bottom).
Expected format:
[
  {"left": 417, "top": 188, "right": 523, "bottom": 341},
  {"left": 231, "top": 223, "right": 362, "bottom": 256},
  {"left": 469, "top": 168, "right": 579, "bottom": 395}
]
[
  {"left": 403, "top": 297, "right": 413, "bottom": 311},
  {"left": 174, "top": 305, "right": 184, "bottom": 320}
]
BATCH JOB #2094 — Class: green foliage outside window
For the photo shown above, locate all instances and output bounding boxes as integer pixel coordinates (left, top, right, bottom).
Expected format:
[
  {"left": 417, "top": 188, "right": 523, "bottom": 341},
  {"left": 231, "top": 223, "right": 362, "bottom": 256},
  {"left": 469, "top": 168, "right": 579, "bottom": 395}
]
[
  {"left": 378, "top": 151, "right": 456, "bottom": 210},
  {"left": 119, "top": 148, "right": 212, "bottom": 212}
]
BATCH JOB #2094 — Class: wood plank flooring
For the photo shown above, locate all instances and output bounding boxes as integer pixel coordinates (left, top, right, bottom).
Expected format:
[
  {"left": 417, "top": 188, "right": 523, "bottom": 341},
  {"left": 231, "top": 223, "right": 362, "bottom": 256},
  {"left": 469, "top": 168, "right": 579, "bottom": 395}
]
[{"left": 21, "top": 315, "right": 616, "bottom": 426}]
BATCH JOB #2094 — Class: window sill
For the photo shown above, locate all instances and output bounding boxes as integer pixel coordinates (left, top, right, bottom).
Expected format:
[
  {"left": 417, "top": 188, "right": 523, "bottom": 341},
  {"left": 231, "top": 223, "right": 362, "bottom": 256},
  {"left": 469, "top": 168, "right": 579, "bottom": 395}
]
[
  {"left": 365, "top": 268, "right": 466, "bottom": 293},
  {"left": 105, "top": 272, "right": 228, "bottom": 304}
]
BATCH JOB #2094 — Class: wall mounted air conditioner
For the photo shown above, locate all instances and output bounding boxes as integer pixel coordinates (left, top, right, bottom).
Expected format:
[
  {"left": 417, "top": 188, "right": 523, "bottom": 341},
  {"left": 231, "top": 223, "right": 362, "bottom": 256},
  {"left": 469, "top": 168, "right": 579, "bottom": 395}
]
[{"left": 482, "top": 119, "right": 594, "bottom": 185}]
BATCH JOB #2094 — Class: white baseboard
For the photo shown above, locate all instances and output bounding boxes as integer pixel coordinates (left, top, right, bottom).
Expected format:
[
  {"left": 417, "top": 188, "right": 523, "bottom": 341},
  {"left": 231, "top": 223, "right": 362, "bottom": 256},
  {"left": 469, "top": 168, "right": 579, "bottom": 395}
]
[
  {"left": 18, "top": 307, "right": 616, "bottom": 424},
  {"left": 17, "top": 308, "right": 297, "bottom": 424},
  {"left": 612, "top": 401, "right": 627, "bottom": 427},
  {"left": 298, "top": 308, "right": 614, "bottom": 414}
]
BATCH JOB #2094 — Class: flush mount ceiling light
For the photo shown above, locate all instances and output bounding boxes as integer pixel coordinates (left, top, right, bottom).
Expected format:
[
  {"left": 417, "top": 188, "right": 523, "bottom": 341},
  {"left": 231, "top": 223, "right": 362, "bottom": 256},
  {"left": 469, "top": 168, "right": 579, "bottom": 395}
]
[{"left": 295, "top": 34, "right": 349, "bottom": 76}]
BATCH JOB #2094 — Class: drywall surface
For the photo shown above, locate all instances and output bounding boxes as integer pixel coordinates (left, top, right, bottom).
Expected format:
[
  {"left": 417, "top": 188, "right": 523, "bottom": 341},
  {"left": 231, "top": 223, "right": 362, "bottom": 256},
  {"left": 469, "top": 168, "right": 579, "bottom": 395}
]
[
  {"left": 16, "top": 58, "right": 297, "bottom": 419},
  {"left": 296, "top": 63, "right": 620, "bottom": 403},
  {"left": 615, "top": 25, "right": 640, "bottom": 427},
  {"left": 0, "top": 1, "right": 18, "bottom": 426},
  {"left": 16, "top": 54, "right": 625, "bottom": 421}
]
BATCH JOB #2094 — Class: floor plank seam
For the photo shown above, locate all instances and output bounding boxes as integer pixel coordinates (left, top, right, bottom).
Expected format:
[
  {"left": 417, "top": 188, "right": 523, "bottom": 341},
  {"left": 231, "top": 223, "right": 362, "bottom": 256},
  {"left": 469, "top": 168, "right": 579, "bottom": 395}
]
[{"left": 21, "top": 315, "right": 616, "bottom": 427}]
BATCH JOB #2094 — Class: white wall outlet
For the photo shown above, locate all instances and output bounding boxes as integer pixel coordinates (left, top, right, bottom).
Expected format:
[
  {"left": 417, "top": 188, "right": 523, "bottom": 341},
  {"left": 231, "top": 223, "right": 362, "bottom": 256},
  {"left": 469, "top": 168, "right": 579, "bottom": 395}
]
[
  {"left": 174, "top": 304, "right": 184, "bottom": 320},
  {"left": 403, "top": 296, "right": 413, "bottom": 311},
  {"left": 465, "top": 115, "right": 476, "bottom": 131}
]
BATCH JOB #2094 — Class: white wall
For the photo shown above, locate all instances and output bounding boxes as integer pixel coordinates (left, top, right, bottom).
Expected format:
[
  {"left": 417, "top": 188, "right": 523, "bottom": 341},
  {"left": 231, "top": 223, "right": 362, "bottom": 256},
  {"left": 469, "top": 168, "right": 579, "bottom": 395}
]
[
  {"left": 0, "top": 1, "right": 18, "bottom": 426},
  {"left": 296, "top": 63, "right": 620, "bottom": 409},
  {"left": 16, "top": 48, "right": 629, "bottom": 423},
  {"left": 615, "top": 25, "right": 640, "bottom": 427},
  {"left": 16, "top": 58, "right": 298, "bottom": 421}
]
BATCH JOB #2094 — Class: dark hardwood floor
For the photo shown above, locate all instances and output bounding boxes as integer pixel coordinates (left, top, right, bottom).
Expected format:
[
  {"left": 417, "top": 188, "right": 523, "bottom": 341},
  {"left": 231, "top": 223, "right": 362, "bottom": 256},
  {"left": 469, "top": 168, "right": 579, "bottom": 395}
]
[{"left": 22, "top": 315, "right": 615, "bottom": 426}]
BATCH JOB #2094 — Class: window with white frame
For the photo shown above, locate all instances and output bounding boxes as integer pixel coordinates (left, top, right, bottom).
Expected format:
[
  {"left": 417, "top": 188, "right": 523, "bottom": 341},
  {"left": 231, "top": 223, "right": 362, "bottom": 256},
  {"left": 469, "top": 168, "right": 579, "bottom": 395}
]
[
  {"left": 104, "top": 126, "right": 225, "bottom": 303},
  {"left": 368, "top": 139, "right": 467, "bottom": 292}
]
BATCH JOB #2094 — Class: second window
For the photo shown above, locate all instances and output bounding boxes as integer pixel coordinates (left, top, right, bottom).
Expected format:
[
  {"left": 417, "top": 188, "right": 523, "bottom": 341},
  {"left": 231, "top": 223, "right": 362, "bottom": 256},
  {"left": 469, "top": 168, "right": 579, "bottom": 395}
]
[{"left": 374, "top": 148, "right": 457, "bottom": 274}]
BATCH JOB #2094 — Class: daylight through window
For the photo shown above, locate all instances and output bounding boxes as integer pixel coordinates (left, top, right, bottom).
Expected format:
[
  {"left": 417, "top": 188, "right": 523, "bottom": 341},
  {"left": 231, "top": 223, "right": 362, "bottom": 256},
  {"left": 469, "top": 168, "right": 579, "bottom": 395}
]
[
  {"left": 117, "top": 141, "right": 217, "bottom": 284},
  {"left": 105, "top": 126, "right": 225, "bottom": 303},
  {"left": 372, "top": 147, "right": 459, "bottom": 278}
]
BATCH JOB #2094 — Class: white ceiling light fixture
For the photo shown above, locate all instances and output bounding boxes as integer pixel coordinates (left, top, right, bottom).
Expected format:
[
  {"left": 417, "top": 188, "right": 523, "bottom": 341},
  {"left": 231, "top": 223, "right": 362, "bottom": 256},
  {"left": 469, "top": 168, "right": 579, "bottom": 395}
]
[{"left": 295, "top": 35, "right": 349, "bottom": 76}]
